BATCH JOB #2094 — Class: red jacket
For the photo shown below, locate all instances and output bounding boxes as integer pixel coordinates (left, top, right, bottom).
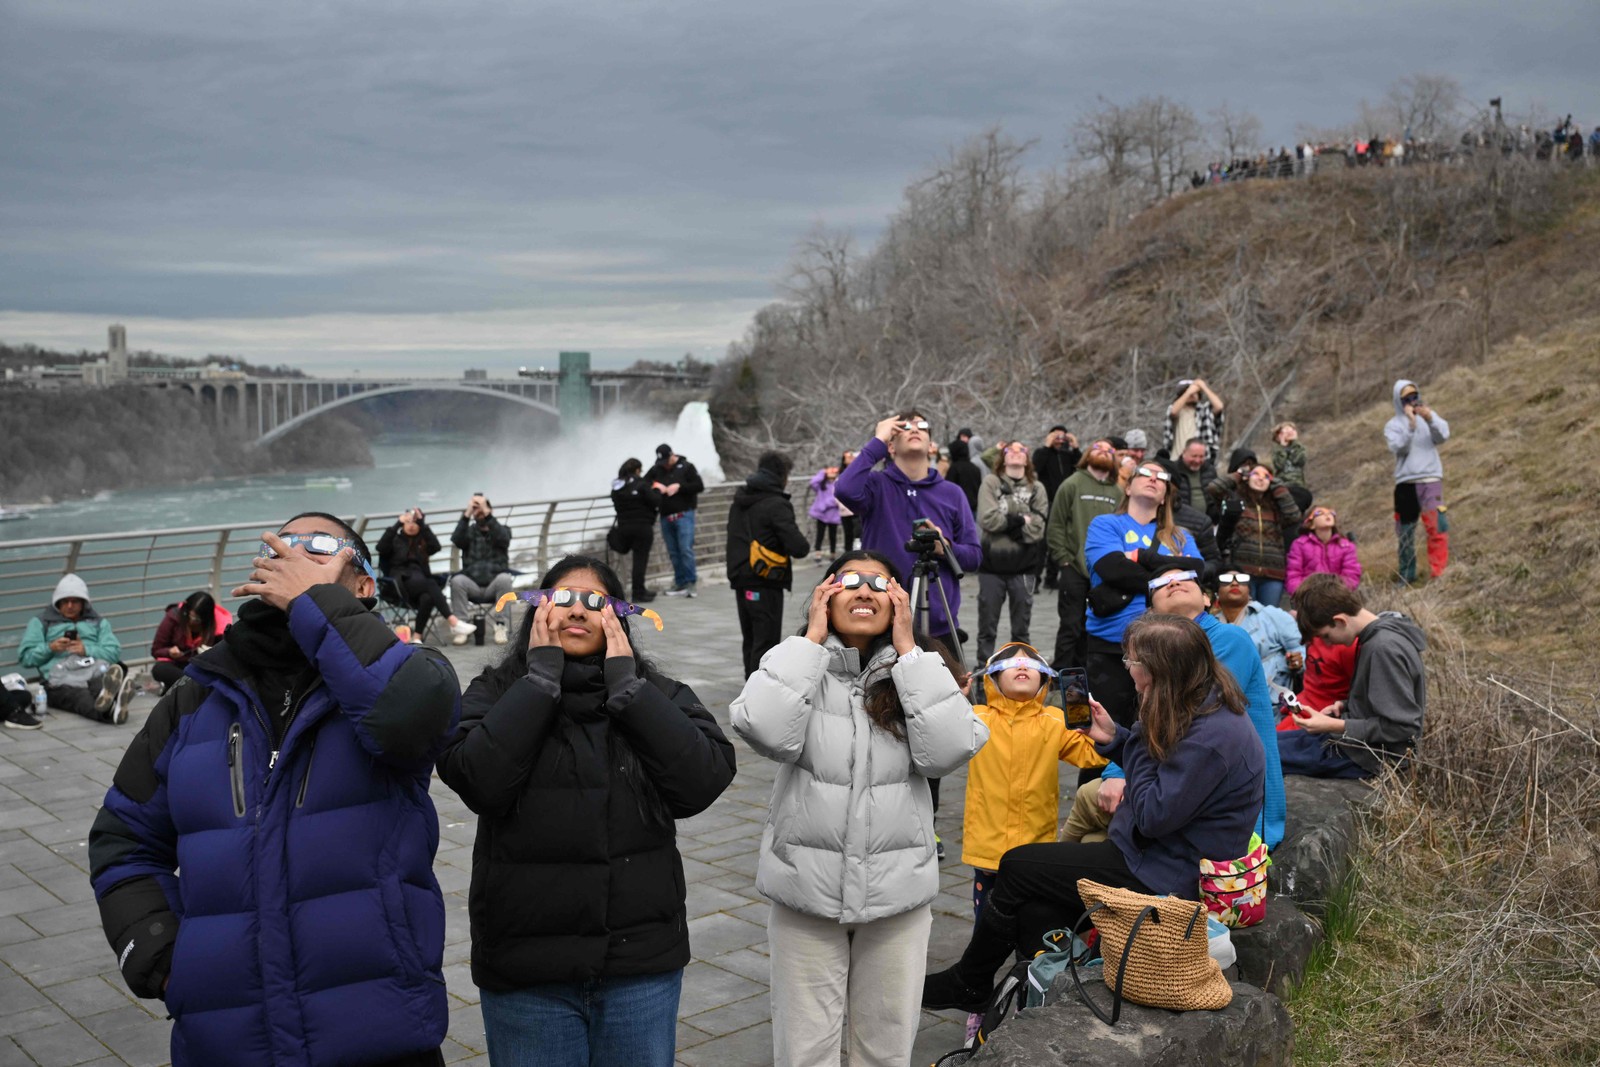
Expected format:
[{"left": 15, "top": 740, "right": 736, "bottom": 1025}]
[{"left": 1285, "top": 533, "right": 1361, "bottom": 595}]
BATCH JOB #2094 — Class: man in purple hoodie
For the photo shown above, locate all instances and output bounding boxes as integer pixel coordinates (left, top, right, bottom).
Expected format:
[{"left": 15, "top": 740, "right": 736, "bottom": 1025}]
[{"left": 835, "top": 411, "right": 982, "bottom": 643}]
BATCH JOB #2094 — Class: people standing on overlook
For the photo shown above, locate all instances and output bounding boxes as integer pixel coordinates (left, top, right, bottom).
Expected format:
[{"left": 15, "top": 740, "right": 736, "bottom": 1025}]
[
  {"left": 645, "top": 443, "right": 706, "bottom": 598},
  {"left": 1033, "top": 426, "right": 1080, "bottom": 591},
  {"left": 609, "top": 458, "right": 663, "bottom": 603},
  {"left": 1046, "top": 439, "right": 1124, "bottom": 672},
  {"left": 17, "top": 573, "right": 126, "bottom": 724},
  {"left": 437, "top": 555, "right": 735, "bottom": 1066},
  {"left": 1162, "top": 378, "right": 1226, "bottom": 466},
  {"left": 835, "top": 411, "right": 982, "bottom": 645},
  {"left": 379, "top": 508, "right": 474, "bottom": 643},
  {"left": 1206, "top": 459, "right": 1302, "bottom": 608},
  {"left": 726, "top": 452, "right": 812, "bottom": 678},
  {"left": 806, "top": 462, "right": 842, "bottom": 563},
  {"left": 1286, "top": 505, "right": 1362, "bottom": 594},
  {"left": 1385, "top": 380, "right": 1450, "bottom": 584},
  {"left": 974, "top": 443, "right": 1050, "bottom": 665},
  {"left": 943, "top": 439, "right": 985, "bottom": 515},
  {"left": 90, "top": 512, "right": 461, "bottom": 1066},
  {"left": 450, "top": 493, "right": 516, "bottom": 645},
  {"left": 732, "top": 551, "right": 987, "bottom": 1067},
  {"left": 149, "top": 592, "right": 233, "bottom": 694}
]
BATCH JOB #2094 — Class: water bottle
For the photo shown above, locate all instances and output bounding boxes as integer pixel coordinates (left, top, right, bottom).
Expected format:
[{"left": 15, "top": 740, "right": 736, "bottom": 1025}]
[{"left": 32, "top": 687, "right": 47, "bottom": 718}]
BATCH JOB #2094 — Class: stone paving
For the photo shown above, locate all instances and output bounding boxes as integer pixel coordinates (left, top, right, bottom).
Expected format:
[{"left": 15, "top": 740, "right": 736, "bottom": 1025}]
[{"left": 0, "top": 570, "right": 1068, "bottom": 1066}]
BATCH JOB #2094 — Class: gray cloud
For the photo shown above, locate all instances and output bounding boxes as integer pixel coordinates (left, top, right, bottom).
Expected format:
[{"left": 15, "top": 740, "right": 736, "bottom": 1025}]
[{"left": 1, "top": 0, "right": 1594, "bottom": 369}]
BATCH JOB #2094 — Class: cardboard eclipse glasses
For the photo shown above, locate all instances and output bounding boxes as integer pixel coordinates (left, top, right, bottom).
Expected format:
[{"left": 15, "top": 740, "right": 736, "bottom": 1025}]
[{"left": 493, "top": 588, "right": 665, "bottom": 631}]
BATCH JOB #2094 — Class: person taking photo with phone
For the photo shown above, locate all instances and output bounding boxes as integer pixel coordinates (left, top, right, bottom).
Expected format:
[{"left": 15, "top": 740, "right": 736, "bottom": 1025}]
[{"left": 450, "top": 493, "right": 516, "bottom": 644}]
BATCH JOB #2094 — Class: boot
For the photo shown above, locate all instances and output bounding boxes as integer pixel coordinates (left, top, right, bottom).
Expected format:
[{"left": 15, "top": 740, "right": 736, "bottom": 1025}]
[{"left": 922, "top": 904, "right": 1017, "bottom": 1012}]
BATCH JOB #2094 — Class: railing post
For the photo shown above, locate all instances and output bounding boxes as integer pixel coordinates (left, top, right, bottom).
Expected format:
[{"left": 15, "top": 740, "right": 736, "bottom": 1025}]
[
  {"left": 538, "top": 502, "right": 558, "bottom": 577},
  {"left": 65, "top": 538, "right": 82, "bottom": 574},
  {"left": 212, "top": 529, "right": 231, "bottom": 597}
]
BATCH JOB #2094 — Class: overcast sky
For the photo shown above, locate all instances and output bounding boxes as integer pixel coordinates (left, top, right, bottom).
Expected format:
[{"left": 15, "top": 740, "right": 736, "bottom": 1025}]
[{"left": 1, "top": 0, "right": 1594, "bottom": 375}]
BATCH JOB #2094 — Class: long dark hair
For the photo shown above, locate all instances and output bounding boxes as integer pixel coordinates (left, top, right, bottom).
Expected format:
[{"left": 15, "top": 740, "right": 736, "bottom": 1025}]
[
  {"left": 181, "top": 591, "right": 217, "bottom": 642},
  {"left": 800, "top": 550, "right": 920, "bottom": 741},
  {"left": 473, "top": 555, "right": 670, "bottom": 829},
  {"left": 1123, "top": 613, "right": 1245, "bottom": 762}
]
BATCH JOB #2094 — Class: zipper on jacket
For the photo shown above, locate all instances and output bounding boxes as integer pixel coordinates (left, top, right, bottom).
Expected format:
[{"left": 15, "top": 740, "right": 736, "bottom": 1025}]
[
  {"left": 295, "top": 732, "right": 318, "bottom": 808},
  {"left": 270, "top": 684, "right": 320, "bottom": 784},
  {"left": 226, "top": 723, "right": 246, "bottom": 818}
]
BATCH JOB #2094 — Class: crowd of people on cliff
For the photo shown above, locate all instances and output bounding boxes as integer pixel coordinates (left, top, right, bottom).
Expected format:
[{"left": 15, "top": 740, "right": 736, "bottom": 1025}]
[{"left": 0, "top": 370, "right": 1444, "bottom": 1067}]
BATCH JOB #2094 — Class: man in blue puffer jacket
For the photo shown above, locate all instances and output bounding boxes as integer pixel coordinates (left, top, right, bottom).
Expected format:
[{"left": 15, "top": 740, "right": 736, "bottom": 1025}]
[{"left": 88, "top": 511, "right": 461, "bottom": 1067}]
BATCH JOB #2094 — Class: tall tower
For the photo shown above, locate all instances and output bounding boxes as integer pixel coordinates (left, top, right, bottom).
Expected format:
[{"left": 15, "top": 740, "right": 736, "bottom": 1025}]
[
  {"left": 107, "top": 324, "right": 128, "bottom": 381},
  {"left": 557, "top": 351, "right": 592, "bottom": 426}
]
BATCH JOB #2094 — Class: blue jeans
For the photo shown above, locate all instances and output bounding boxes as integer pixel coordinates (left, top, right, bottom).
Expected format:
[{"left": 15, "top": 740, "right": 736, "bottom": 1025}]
[
  {"left": 1253, "top": 578, "right": 1285, "bottom": 608},
  {"left": 1277, "top": 729, "right": 1370, "bottom": 780},
  {"left": 659, "top": 510, "right": 697, "bottom": 587},
  {"left": 479, "top": 970, "right": 682, "bottom": 1067}
]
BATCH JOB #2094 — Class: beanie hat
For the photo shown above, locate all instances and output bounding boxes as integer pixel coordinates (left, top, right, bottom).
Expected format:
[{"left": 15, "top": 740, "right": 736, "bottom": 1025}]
[{"left": 1125, "top": 429, "right": 1149, "bottom": 450}]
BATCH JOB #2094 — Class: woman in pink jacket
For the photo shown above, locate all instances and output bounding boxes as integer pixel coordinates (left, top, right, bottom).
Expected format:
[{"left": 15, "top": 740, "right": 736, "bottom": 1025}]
[{"left": 1285, "top": 506, "right": 1361, "bottom": 593}]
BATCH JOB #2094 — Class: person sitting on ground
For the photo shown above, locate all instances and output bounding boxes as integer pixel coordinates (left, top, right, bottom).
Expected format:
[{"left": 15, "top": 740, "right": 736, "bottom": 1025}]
[
  {"left": 379, "top": 508, "right": 474, "bottom": 644},
  {"left": 1064, "top": 564, "right": 1285, "bottom": 851},
  {"left": 1278, "top": 573, "right": 1426, "bottom": 778},
  {"left": 974, "top": 443, "right": 1050, "bottom": 665},
  {"left": 90, "top": 511, "right": 461, "bottom": 1067},
  {"left": 944, "top": 438, "right": 985, "bottom": 515},
  {"left": 732, "top": 552, "right": 987, "bottom": 1067},
  {"left": 609, "top": 458, "right": 663, "bottom": 603},
  {"left": 922, "top": 613, "right": 1263, "bottom": 1013},
  {"left": 1287, "top": 609, "right": 1358, "bottom": 732},
  {"left": 450, "top": 493, "right": 516, "bottom": 644},
  {"left": 646, "top": 444, "right": 707, "bottom": 598},
  {"left": 726, "top": 451, "right": 813, "bottom": 678},
  {"left": 1286, "top": 505, "right": 1361, "bottom": 595},
  {"left": 1206, "top": 458, "right": 1302, "bottom": 608},
  {"left": 835, "top": 411, "right": 982, "bottom": 646},
  {"left": 806, "top": 462, "right": 842, "bottom": 564},
  {"left": 1213, "top": 571, "right": 1305, "bottom": 692},
  {"left": 17, "top": 573, "right": 127, "bottom": 724},
  {"left": 150, "top": 592, "right": 234, "bottom": 694},
  {"left": 1162, "top": 377, "right": 1226, "bottom": 466}
]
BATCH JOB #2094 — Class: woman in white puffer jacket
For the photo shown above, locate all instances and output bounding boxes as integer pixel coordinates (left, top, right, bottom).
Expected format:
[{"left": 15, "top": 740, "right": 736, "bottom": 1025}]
[{"left": 732, "top": 549, "right": 988, "bottom": 1067}]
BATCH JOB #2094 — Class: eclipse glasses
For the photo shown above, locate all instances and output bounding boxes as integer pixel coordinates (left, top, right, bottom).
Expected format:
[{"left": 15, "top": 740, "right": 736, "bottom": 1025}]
[
  {"left": 493, "top": 588, "right": 665, "bottom": 630},
  {"left": 835, "top": 572, "right": 890, "bottom": 592},
  {"left": 259, "top": 533, "right": 378, "bottom": 581}
]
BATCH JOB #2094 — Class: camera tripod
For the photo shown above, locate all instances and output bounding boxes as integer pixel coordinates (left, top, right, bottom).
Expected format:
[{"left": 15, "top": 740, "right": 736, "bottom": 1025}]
[{"left": 904, "top": 529, "right": 965, "bottom": 665}]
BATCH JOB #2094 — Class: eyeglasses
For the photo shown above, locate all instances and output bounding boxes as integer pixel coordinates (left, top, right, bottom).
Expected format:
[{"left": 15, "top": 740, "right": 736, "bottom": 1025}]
[
  {"left": 1134, "top": 465, "right": 1171, "bottom": 482},
  {"left": 494, "top": 588, "right": 665, "bottom": 631},
  {"left": 1003, "top": 444, "right": 1030, "bottom": 456},
  {"left": 260, "top": 533, "right": 377, "bottom": 580},
  {"left": 896, "top": 420, "right": 930, "bottom": 432},
  {"left": 1147, "top": 570, "right": 1198, "bottom": 592},
  {"left": 1121, "top": 657, "right": 1142, "bottom": 669},
  {"left": 1308, "top": 507, "right": 1336, "bottom": 521},
  {"left": 837, "top": 572, "right": 890, "bottom": 592},
  {"left": 1218, "top": 571, "right": 1252, "bottom": 585}
]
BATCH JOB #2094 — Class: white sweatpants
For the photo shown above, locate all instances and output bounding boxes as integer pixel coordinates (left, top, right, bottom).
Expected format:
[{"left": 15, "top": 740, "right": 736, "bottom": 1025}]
[{"left": 767, "top": 901, "right": 933, "bottom": 1067}]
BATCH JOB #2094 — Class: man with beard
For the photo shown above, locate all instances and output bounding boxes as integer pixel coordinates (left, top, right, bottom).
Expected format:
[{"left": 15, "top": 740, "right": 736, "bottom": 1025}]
[
  {"left": 89, "top": 512, "right": 460, "bottom": 1067},
  {"left": 1044, "top": 439, "right": 1123, "bottom": 671},
  {"left": 1034, "top": 426, "right": 1080, "bottom": 590}
]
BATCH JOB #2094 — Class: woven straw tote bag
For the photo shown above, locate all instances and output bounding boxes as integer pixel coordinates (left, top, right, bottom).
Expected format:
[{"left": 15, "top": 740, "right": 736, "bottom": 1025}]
[{"left": 1067, "top": 879, "right": 1233, "bottom": 1024}]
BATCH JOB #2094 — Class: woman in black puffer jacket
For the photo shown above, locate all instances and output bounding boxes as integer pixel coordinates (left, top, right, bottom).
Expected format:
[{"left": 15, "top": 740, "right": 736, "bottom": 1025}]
[{"left": 436, "top": 555, "right": 736, "bottom": 1066}]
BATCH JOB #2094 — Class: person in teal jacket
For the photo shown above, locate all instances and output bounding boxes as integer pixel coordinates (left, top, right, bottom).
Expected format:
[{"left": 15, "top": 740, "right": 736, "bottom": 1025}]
[{"left": 17, "top": 573, "right": 126, "bottom": 723}]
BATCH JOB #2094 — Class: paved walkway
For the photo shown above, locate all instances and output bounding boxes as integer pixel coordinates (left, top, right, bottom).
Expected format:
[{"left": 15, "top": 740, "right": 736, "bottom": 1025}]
[{"left": 0, "top": 570, "right": 1068, "bottom": 1066}]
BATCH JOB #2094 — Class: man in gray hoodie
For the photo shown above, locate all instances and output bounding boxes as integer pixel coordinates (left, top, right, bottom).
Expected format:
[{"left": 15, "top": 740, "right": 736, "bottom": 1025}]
[
  {"left": 1278, "top": 574, "right": 1426, "bottom": 777},
  {"left": 1384, "top": 379, "right": 1450, "bottom": 583}
]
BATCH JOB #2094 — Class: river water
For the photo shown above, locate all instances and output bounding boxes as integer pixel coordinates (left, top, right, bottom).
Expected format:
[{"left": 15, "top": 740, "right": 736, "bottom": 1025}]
[{"left": 6, "top": 402, "right": 726, "bottom": 542}]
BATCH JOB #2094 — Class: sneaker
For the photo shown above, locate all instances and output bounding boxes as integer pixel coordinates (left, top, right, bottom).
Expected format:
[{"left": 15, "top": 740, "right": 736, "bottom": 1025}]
[
  {"left": 935, "top": 833, "right": 946, "bottom": 860},
  {"left": 94, "top": 665, "right": 125, "bottom": 714},
  {"left": 3, "top": 707, "right": 42, "bottom": 731},
  {"left": 451, "top": 632, "right": 471, "bottom": 646},
  {"left": 450, "top": 619, "right": 476, "bottom": 637},
  {"left": 492, "top": 621, "right": 508, "bottom": 646},
  {"left": 663, "top": 586, "right": 691, "bottom": 598}
]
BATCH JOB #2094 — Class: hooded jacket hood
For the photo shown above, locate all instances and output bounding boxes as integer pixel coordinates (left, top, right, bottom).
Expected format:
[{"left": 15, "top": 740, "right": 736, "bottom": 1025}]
[
  {"left": 1363, "top": 611, "right": 1427, "bottom": 654},
  {"left": 1392, "top": 379, "right": 1418, "bottom": 417},
  {"left": 40, "top": 573, "right": 101, "bottom": 623},
  {"left": 735, "top": 467, "right": 790, "bottom": 505},
  {"left": 947, "top": 440, "right": 971, "bottom": 463}
]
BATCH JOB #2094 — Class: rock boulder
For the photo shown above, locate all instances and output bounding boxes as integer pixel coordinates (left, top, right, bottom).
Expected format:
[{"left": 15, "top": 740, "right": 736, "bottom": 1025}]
[
  {"left": 1230, "top": 893, "right": 1322, "bottom": 997},
  {"left": 1272, "top": 776, "right": 1374, "bottom": 915}
]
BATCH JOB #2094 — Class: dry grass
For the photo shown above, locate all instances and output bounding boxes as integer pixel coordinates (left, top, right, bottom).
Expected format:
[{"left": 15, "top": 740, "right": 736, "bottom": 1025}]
[{"left": 1282, "top": 298, "right": 1600, "bottom": 1061}]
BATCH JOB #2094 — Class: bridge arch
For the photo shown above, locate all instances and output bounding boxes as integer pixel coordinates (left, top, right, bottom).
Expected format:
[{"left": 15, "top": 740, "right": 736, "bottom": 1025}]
[{"left": 253, "top": 383, "right": 560, "bottom": 447}]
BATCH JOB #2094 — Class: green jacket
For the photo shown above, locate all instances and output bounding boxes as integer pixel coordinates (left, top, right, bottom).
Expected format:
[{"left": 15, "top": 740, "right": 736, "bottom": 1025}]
[
  {"left": 1046, "top": 470, "right": 1124, "bottom": 577},
  {"left": 1271, "top": 442, "right": 1308, "bottom": 488},
  {"left": 19, "top": 573, "right": 122, "bottom": 677}
]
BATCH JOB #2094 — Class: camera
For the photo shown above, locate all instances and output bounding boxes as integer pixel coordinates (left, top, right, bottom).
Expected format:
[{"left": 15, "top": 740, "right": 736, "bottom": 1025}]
[{"left": 905, "top": 526, "right": 941, "bottom": 556}]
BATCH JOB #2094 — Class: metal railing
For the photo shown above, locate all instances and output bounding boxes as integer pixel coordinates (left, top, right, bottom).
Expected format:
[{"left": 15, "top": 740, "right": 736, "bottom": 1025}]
[{"left": 0, "top": 479, "right": 814, "bottom": 675}]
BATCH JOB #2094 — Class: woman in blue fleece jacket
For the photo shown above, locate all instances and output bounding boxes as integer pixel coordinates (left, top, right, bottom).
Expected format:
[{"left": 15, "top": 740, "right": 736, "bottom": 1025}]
[{"left": 923, "top": 612, "right": 1264, "bottom": 1011}]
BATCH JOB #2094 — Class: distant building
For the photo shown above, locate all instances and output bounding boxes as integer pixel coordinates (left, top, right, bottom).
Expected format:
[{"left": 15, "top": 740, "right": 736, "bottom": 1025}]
[
  {"left": 80, "top": 323, "right": 131, "bottom": 386},
  {"left": 464, "top": 368, "right": 488, "bottom": 380}
]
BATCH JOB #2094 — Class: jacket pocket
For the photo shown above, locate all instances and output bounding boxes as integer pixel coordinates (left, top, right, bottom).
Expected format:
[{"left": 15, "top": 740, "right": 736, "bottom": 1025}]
[
  {"left": 295, "top": 733, "right": 318, "bottom": 808},
  {"left": 226, "top": 724, "right": 246, "bottom": 818}
]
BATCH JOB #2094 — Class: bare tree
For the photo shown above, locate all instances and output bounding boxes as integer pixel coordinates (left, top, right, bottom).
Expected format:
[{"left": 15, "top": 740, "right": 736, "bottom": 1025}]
[
  {"left": 1073, "top": 97, "right": 1139, "bottom": 189},
  {"left": 1130, "top": 96, "right": 1203, "bottom": 196},
  {"left": 1209, "top": 101, "right": 1264, "bottom": 163}
]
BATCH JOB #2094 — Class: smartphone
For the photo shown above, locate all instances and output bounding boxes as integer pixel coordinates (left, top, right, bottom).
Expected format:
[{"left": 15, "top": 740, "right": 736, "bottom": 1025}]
[
  {"left": 1059, "top": 667, "right": 1090, "bottom": 726},
  {"left": 62, "top": 629, "right": 78, "bottom": 640}
]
